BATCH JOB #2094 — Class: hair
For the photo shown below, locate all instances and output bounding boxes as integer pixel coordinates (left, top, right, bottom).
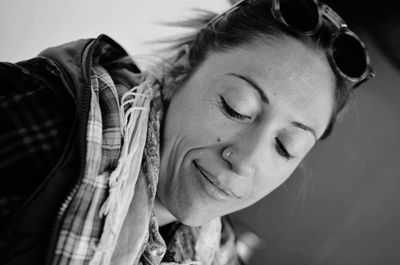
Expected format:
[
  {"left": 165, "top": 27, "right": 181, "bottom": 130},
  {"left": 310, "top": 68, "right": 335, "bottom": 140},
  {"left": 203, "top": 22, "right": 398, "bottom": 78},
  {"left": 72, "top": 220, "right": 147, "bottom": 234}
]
[{"left": 160, "top": 0, "right": 353, "bottom": 139}]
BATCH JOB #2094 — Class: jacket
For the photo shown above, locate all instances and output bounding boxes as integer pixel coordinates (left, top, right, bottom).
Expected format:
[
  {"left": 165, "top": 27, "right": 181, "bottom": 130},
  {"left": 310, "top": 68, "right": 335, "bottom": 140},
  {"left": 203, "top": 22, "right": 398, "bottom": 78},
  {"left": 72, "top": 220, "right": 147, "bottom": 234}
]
[{"left": 0, "top": 34, "right": 141, "bottom": 264}]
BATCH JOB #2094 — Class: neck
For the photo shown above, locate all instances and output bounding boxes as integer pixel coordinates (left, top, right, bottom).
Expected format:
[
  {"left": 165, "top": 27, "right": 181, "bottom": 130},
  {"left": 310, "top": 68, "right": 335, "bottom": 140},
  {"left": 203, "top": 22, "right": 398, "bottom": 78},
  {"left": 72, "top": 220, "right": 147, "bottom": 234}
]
[{"left": 154, "top": 196, "right": 177, "bottom": 227}]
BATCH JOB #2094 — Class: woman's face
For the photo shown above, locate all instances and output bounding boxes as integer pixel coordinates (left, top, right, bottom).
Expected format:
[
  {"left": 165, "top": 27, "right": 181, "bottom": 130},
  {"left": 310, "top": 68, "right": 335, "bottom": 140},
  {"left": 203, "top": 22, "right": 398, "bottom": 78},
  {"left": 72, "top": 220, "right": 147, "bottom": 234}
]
[{"left": 158, "top": 36, "right": 335, "bottom": 226}]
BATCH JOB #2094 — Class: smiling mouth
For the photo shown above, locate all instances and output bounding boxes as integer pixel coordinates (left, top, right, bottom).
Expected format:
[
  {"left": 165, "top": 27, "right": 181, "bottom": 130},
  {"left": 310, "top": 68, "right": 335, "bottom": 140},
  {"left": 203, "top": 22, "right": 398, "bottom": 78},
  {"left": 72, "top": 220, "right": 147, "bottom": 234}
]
[{"left": 193, "top": 161, "right": 240, "bottom": 199}]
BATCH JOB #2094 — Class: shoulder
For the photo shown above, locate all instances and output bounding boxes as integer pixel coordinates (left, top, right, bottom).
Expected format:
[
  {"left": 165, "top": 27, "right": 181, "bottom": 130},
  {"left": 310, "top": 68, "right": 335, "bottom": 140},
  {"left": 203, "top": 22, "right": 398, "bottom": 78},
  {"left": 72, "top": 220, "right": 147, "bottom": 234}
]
[
  {"left": 39, "top": 34, "right": 141, "bottom": 92},
  {"left": 0, "top": 56, "right": 76, "bottom": 221}
]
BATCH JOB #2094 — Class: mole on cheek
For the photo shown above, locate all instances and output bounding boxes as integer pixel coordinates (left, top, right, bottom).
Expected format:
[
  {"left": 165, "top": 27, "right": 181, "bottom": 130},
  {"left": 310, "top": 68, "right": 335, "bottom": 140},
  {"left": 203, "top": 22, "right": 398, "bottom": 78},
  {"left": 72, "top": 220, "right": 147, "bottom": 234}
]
[{"left": 217, "top": 138, "right": 221, "bottom": 142}]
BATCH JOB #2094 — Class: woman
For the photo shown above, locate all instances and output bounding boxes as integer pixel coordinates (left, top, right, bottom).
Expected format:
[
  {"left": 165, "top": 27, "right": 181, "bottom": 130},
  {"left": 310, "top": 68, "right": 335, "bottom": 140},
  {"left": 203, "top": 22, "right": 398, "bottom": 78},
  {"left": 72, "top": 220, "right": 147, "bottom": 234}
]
[{"left": 0, "top": 0, "right": 374, "bottom": 264}]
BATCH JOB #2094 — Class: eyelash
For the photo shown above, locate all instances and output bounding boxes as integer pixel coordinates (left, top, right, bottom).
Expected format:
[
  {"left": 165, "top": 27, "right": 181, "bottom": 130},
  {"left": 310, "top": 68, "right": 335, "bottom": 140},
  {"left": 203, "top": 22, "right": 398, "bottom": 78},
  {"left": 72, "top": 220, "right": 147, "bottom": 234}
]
[
  {"left": 219, "top": 96, "right": 250, "bottom": 121},
  {"left": 275, "top": 137, "right": 294, "bottom": 160}
]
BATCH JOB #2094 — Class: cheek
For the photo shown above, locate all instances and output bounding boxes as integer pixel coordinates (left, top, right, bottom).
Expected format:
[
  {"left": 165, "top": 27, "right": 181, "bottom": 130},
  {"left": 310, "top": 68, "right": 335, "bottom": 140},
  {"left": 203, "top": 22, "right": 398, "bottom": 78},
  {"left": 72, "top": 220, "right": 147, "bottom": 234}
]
[
  {"left": 168, "top": 94, "right": 231, "bottom": 143},
  {"left": 252, "top": 160, "right": 299, "bottom": 200}
]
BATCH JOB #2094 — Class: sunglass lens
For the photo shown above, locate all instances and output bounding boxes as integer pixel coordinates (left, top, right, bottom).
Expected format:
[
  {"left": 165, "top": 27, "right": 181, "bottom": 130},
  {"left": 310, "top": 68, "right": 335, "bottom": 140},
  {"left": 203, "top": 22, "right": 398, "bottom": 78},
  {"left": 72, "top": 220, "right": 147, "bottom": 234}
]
[
  {"left": 279, "top": 0, "right": 319, "bottom": 32},
  {"left": 333, "top": 33, "right": 367, "bottom": 79}
]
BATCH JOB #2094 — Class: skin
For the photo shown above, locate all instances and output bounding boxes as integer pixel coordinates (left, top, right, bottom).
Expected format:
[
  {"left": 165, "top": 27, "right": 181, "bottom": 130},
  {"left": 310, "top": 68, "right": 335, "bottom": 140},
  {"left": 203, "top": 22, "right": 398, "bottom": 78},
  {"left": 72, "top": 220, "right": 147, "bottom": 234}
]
[{"left": 155, "top": 36, "right": 335, "bottom": 227}]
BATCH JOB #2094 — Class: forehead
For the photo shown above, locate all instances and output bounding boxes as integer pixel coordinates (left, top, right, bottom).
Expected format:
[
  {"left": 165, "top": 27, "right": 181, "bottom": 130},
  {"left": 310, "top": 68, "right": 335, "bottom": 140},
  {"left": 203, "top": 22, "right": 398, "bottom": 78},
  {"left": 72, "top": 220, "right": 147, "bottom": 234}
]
[
  {"left": 199, "top": 37, "right": 335, "bottom": 136},
  {"left": 205, "top": 37, "right": 333, "bottom": 88}
]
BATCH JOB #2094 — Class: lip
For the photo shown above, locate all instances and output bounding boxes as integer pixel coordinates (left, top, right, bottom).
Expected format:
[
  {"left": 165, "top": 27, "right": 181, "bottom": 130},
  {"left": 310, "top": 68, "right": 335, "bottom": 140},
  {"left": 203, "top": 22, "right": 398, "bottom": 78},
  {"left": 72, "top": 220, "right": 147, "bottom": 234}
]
[{"left": 193, "top": 161, "right": 241, "bottom": 200}]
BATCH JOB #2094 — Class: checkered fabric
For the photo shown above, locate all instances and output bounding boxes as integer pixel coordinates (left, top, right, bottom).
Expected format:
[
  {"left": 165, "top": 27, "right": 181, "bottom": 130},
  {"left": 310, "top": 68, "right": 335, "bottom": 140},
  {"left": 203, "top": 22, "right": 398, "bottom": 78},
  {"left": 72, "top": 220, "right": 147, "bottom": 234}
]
[
  {"left": 0, "top": 57, "right": 74, "bottom": 228},
  {"left": 52, "top": 64, "right": 130, "bottom": 264}
]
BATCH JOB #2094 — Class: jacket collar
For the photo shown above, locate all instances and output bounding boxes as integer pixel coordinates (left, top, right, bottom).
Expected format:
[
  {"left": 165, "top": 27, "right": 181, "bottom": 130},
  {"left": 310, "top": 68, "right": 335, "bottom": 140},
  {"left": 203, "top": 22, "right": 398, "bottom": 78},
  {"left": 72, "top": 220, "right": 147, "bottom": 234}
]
[{"left": 38, "top": 34, "right": 140, "bottom": 98}]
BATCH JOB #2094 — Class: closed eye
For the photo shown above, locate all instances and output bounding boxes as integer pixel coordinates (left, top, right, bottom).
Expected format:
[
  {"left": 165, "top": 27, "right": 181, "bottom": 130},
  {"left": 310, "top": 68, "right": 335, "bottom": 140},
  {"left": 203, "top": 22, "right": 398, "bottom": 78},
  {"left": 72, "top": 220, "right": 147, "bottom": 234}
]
[
  {"left": 219, "top": 96, "right": 251, "bottom": 121},
  {"left": 275, "top": 137, "right": 294, "bottom": 160}
]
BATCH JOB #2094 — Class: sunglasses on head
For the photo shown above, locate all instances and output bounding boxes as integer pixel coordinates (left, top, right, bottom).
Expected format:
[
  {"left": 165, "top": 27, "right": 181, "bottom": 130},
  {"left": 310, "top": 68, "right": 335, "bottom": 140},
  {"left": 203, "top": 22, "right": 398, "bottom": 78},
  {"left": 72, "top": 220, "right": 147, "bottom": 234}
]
[{"left": 206, "top": 0, "right": 375, "bottom": 89}]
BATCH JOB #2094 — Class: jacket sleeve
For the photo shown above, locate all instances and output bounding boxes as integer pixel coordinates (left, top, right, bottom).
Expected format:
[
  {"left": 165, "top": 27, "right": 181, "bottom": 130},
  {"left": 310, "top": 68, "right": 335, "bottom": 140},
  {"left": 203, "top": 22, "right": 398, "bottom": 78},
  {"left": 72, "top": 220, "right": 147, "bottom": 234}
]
[{"left": 0, "top": 57, "right": 75, "bottom": 226}]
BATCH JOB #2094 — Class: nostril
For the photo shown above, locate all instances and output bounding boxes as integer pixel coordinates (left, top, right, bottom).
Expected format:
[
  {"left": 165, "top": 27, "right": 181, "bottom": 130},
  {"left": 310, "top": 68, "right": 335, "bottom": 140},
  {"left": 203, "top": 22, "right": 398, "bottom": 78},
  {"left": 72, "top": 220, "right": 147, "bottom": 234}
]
[{"left": 222, "top": 149, "right": 234, "bottom": 161}]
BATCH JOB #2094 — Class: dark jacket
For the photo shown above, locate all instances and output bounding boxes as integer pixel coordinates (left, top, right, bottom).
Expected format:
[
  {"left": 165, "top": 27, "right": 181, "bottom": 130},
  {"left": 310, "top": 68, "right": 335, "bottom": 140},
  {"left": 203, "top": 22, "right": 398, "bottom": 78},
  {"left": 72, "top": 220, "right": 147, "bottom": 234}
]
[{"left": 0, "top": 35, "right": 141, "bottom": 265}]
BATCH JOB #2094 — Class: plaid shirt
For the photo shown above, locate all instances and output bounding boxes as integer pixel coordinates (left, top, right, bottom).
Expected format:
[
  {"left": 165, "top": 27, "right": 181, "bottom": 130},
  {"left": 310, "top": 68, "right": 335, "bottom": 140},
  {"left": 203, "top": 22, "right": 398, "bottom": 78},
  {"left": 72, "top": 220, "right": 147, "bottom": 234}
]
[{"left": 52, "top": 63, "right": 133, "bottom": 264}]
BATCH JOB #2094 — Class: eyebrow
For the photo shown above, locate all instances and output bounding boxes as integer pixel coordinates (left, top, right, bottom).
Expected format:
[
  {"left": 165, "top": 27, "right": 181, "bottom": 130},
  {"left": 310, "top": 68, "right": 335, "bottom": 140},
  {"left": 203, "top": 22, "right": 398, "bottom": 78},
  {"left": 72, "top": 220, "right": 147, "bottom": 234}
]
[
  {"left": 227, "top": 73, "right": 269, "bottom": 104},
  {"left": 292, "top": 121, "right": 318, "bottom": 141},
  {"left": 227, "top": 72, "right": 318, "bottom": 140}
]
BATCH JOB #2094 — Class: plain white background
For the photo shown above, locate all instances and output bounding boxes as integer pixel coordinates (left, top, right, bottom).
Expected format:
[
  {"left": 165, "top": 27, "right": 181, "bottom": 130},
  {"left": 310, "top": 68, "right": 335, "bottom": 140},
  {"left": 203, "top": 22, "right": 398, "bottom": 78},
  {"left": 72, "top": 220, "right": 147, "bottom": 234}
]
[{"left": 0, "top": 0, "right": 228, "bottom": 61}]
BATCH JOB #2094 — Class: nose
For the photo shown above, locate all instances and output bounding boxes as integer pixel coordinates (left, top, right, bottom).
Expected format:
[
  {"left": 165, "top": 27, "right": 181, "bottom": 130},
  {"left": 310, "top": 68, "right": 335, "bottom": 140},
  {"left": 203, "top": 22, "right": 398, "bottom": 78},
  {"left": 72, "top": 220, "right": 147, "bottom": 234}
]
[{"left": 223, "top": 129, "right": 268, "bottom": 178}]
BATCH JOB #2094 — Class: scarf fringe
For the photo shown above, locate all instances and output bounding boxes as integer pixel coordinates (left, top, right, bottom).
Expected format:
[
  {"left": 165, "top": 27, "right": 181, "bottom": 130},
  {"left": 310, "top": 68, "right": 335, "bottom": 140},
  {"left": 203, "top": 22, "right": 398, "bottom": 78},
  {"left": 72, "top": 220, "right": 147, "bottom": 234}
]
[{"left": 90, "top": 73, "right": 157, "bottom": 265}]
